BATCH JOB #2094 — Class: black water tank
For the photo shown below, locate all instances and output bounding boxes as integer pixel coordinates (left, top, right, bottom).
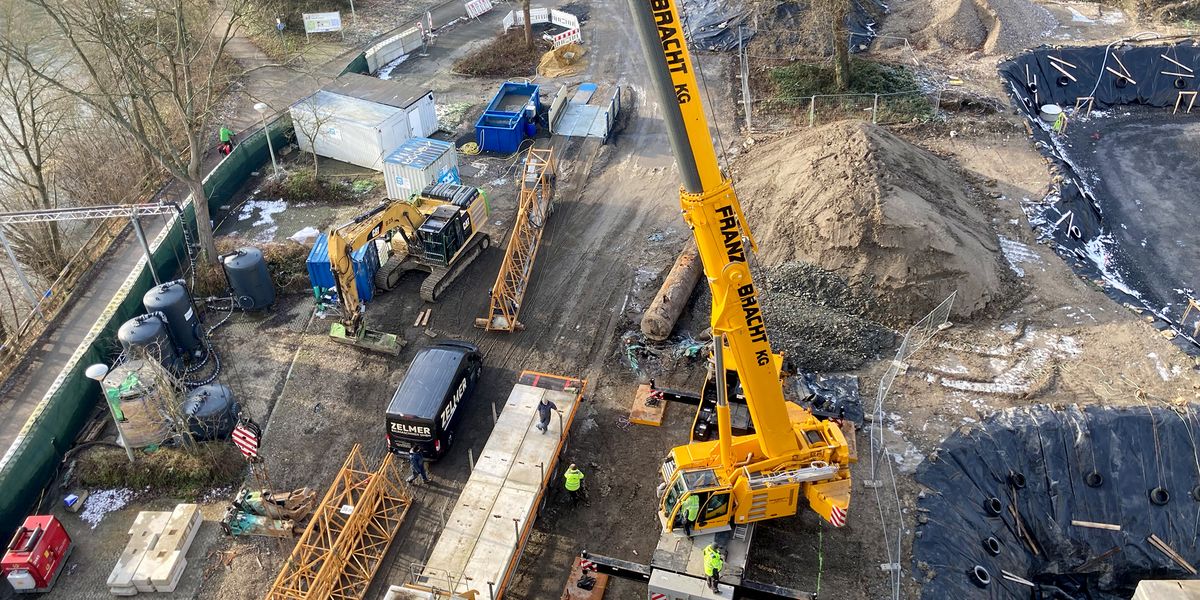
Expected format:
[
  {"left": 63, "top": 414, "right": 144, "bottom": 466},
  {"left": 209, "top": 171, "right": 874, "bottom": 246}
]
[
  {"left": 143, "top": 280, "right": 202, "bottom": 353},
  {"left": 181, "top": 384, "right": 239, "bottom": 440},
  {"left": 117, "top": 313, "right": 179, "bottom": 368},
  {"left": 222, "top": 247, "right": 275, "bottom": 310}
]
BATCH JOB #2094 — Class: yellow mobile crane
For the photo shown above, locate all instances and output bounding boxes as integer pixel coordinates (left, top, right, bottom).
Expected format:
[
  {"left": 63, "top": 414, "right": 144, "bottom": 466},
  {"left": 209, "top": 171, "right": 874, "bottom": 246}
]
[
  {"left": 628, "top": 0, "right": 854, "bottom": 539},
  {"left": 327, "top": 186, "right": 490, "bottom": 354},
  {"left": 578, "top": 0, "right": 855, "bottom": 594}
]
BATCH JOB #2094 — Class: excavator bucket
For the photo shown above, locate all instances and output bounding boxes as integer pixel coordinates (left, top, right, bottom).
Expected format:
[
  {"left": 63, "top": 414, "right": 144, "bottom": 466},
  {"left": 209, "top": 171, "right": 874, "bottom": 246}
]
[{"left": 329, "top": 322, "right": 404, "bottom": 355}]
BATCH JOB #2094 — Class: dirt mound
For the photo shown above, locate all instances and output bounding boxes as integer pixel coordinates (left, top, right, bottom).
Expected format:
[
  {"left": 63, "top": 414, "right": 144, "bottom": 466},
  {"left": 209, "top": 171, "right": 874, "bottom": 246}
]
[
  {"left": 735, "top": 121, "right": 1003, "bottom": 325},
  {"left": 891, "top": 0, "right": 1055, "bottom": 54}
]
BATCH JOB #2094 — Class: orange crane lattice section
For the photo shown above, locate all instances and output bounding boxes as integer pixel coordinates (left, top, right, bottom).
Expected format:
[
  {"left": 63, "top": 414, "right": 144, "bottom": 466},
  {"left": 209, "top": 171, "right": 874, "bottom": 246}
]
[
  {"left": 265, "top": 445, "right": 411, "bottom": 600},
  {"left": 475, "top": 147, "right": 556, "bottom": 332}
]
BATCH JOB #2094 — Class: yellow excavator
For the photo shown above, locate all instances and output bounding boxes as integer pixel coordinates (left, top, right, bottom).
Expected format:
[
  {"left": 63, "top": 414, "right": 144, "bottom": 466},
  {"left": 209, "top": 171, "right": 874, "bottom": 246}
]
[
  {"left": 625, "top": 0, "right": 855, "bottom": 535},
  {"left": 327, "top": 184, "right": 490, "bottom": 354}
]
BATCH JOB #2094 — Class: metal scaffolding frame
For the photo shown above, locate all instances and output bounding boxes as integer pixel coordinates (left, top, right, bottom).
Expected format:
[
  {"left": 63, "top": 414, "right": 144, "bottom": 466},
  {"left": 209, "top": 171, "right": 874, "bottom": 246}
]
[
  {"left": 475, "top": 147, "right": 556, "bottom": 333},
  {"left": 0, "top": 202, "right": 184, "bottom": 314},
  {"left": 266, "top": 444, "right": 412, "bottom": 600},
  {"left": 0, "top": 202, "right": 180, "bottom": 225}
]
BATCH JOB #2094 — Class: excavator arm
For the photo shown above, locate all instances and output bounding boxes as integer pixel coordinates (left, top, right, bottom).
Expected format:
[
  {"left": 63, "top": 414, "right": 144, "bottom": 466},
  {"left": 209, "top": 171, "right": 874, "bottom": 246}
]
[{"left": 327, "top": 199, "right": 424, "bottom": 335}]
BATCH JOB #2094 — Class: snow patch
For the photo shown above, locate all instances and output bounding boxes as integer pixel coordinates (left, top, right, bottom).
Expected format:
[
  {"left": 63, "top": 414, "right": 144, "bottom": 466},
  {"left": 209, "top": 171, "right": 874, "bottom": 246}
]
[{"left": 80, "top": 488, "right": 134, "bottom": 528}]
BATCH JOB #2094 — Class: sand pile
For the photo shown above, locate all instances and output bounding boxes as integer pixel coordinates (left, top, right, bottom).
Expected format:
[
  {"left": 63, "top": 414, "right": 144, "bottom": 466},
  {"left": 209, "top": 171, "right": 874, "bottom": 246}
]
[
  {"left": 735, "top": 121, "right": 1003, "bottom": 325},
  {"left": 888, "top": 0, "right": 1055, "bottom": 54}
]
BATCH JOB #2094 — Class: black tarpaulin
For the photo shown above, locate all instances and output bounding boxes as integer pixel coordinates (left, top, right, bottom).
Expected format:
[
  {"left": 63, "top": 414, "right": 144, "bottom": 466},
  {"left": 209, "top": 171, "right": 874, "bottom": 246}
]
[
  {"left": 998, "top": 40, "right": 1200, "bottom": 354},
  {"left": 912, "top": 404, "right": 1200, "bottom": 599}
]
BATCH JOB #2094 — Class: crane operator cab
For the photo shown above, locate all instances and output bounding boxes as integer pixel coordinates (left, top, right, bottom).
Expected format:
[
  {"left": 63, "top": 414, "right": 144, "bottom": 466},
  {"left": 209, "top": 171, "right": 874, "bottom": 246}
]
[
  {"left": 417, "top": 204, "right": 471, "bottom": 266},
  {"left": 659, "top": 467, "right": 733, "bottom": 535}
]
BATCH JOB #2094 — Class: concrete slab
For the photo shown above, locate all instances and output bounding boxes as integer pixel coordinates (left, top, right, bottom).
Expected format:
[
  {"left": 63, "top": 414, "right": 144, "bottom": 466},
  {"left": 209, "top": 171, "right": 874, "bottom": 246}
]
[
  {"left": 1133, "top": 580, "right": 1200, "bottom": 600},
  {"left": 416, "top": 377, "right": 583, "bottom": 597}
]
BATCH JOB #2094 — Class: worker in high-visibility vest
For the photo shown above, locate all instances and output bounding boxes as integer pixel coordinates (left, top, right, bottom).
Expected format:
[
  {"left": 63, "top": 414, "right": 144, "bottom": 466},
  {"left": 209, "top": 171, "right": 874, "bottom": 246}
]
[
  {"left": 703, "top": 543, "right": 724, "bottom": 593},
  {"left": 564, "top": 463, "right": 585, "bottom": 504},
  {"left": 681, "top": 493, "right": 700, "bottom": 536}
]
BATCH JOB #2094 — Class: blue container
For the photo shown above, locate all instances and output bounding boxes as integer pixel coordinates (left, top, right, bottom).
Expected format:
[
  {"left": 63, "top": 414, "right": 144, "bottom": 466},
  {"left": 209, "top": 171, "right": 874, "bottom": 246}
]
[
  {"left": 475, "top": 82, "right": 541, "bottom": 154},
  {"left": 306, "top": 233, "right": 381, "bottom": 301},
  {"left": 475, "top": 111, "right": 523, "bottom": 154},
  {"left": 485, "top": 82, "right": 541, "bottom": 113}
]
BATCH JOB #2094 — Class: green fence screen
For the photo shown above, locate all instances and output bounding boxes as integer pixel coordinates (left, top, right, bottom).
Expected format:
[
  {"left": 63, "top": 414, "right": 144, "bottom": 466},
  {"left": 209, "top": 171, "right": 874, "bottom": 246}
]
[{"left": 0, "top": 115, "right": 293, "bottom": 541}]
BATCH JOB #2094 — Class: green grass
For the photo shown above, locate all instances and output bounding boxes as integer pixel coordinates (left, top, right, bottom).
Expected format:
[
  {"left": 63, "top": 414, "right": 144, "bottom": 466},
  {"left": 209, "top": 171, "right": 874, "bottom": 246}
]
[
  {"left": 767, "top": 59, "right": 933, "bottom": 123},
  {"left": 76, "top": 442, "right": 246, "bottom": 498}
]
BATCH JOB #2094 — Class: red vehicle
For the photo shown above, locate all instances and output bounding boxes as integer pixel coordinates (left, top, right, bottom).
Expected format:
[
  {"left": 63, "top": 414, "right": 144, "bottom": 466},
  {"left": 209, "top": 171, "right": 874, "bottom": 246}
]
[{"left": 2, "top": 516, "right": 72, "bottom": 593}]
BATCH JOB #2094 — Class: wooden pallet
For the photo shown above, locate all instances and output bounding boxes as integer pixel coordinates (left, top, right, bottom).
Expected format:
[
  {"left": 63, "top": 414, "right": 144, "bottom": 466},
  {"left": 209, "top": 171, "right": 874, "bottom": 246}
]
[
  {"left": 629, "top": 384, "right": 667, "bottom": 426},
  {"left": 561, "top": 557, "right": 608, "bottom": 600}
]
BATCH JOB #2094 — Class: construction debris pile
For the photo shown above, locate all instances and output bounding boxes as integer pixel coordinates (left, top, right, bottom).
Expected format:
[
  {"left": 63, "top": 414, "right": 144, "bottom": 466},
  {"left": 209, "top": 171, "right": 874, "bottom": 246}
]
[
  {"left": 736, "top": 121, "right": 1005, "bottom": 325},
  {"left": 760, "top": 262, "right": 894, "bottom": 371}
]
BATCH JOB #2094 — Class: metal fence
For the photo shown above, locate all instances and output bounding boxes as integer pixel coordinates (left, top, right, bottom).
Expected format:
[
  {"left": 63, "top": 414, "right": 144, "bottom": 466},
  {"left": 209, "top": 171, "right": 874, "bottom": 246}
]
[
  {"left": 731, "top": 26, "right": 940, "bottom": 131},
  {"left": 751, "top": 89, "right": 942, "bottom": 129},
  {"left": 866, "top": 291, "right": 956, "bottom": 600}
]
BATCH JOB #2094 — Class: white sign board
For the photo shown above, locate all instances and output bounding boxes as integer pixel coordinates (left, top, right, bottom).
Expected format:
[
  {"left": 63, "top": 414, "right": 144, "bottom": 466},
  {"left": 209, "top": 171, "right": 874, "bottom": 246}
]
[
  {"left": 303, "top": 11, "right": 343, "bottom": 33},
  {"left": 465, "top": 0, "right": 494, "bottom": 19}
]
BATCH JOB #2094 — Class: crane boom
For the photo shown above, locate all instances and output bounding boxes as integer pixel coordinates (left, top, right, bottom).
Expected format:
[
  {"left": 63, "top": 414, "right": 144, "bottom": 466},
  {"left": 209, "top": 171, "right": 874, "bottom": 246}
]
[
  {"left": 627, "top": 0, "right": 854, "bottom": 530},
  {"left": 628, "top": 0, "right": 794, "bottom": 458}
]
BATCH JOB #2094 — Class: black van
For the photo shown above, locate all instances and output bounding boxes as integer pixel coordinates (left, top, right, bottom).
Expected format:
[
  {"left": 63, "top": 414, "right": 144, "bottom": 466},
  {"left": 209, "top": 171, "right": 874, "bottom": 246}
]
[{"left": 386, "top": 341, "right": 483, "bottom": 459}]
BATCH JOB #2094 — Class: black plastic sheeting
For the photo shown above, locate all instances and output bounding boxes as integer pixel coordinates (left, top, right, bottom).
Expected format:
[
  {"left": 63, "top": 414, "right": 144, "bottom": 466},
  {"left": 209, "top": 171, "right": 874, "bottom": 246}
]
[
  {"left": 998, "top": 40, "right": 1200, "bottom": 353},
  {"left": 912, "top": 404, "right": 1200, "bottom": 599},
  {"left": 796, "top": 373, "right": 865, "bottom": 427}
]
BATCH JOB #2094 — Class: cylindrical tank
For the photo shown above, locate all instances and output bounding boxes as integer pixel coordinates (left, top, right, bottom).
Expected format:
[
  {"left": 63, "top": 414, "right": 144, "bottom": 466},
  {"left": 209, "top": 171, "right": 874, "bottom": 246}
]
[
  {"left": 143, "top": 280, "right": 202, "bottom": 353},
  {"left": 117, "top": 313, "right": 179, "bottom": 368},
  {"left": 181, "top": 384, "right": 239, "bottom": 440},
  {"left": 223, "top": 247, "right": 275, "bottom": 310},
  {"left": 641, "top": 243, "right": 703, "bottom": 341}
]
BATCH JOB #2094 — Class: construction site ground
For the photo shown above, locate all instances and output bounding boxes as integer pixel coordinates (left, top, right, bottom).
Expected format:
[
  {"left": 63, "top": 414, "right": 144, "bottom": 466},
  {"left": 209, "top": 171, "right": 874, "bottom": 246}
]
[{"left": 7, "top": 0, "right": 1200, "bottom": 598}]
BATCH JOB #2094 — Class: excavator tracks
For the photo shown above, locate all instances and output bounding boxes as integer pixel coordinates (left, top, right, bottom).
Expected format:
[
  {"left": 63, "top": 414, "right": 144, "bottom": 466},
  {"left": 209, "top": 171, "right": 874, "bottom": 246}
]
[
  {"left": 374, "top": 254, "right": 408, "bottom": 291},
  {"left": 419, "top": 234, "right": 491, "bottom": 302}
]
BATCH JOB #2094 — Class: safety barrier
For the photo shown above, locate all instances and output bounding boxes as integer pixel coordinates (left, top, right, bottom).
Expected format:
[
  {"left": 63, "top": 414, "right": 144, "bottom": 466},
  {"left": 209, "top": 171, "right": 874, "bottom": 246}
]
[
  {"left": 364, "top": 25, "right": 426, "bottom": 73},
  {"left": 502, "top": 8, "right": 581, "bottom": 47},
  {"left": 0, "top": 115, "right": 293, "bottom": 542}
]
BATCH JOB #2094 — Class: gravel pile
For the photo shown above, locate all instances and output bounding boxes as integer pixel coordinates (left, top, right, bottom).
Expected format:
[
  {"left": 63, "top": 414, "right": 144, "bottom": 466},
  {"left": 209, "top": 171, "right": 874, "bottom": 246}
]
[
  {"left": 692, "top": 262, "right": 896, "bottom": 372},
  {"left": 758, "top": 263, "right": 896, "bottom": 372}
]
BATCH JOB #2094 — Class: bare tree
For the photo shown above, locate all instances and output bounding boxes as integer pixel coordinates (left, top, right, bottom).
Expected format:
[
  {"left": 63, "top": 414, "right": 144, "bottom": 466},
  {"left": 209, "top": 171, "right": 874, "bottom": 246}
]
[
  {"left": 292, "top": 95, "right": 334, "bottom": 177},
  {"left": 0, "top": 0, "right": 250, "bottom": 266},
  {"left": 0, "top": 0, "right": 73, "bottom": 277},
  {"left": 522, "top": 0, "right": 533, "bottom": 48}
]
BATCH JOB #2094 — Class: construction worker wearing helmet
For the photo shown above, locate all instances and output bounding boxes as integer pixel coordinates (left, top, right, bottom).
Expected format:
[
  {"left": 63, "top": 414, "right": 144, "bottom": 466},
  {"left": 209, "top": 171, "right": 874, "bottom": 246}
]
[
  {"left": 703, "top": 543, "right": 724, "bottom": 593},
  {"left": 564, "top": 464, "right": 585, "bottom": 504}
]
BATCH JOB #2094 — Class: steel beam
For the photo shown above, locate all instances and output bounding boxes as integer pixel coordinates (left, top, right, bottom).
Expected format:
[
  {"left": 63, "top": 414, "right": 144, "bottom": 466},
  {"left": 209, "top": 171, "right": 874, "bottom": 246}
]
[{"left": 0, "top": 203, "right": 180, "bottom": 225}]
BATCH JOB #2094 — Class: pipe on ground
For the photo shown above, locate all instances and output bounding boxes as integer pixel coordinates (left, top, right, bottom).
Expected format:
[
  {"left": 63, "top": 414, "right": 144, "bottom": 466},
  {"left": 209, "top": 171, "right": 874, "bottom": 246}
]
[{"left": 640, "top": 243, "right": 703, "bottom": 342}]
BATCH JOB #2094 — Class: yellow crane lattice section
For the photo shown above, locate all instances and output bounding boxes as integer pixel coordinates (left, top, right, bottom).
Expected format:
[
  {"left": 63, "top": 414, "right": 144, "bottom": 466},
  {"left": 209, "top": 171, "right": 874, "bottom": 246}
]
[
  {"left": 475, "top": 147, "right": 556, "bottom": 332},
  {"left": 265, "top": 445, "right": 411, "bottom": 600}
]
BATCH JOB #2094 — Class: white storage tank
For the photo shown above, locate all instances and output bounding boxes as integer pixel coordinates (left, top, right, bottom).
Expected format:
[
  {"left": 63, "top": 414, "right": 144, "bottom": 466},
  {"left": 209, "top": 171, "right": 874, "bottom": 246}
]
[
  {"left": 291, "top": 90, "right": 410, "bottom": 171},
  {"left": 383, "top": 138, "right": 461, "bottom": 200}
]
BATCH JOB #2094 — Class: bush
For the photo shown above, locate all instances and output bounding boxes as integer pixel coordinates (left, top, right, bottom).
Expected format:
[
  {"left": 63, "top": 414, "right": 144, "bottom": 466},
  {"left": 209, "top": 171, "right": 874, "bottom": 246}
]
[
  {"left": 769, "top": 59, "right": 932, "bottom": 121},
  {"left": 453, "top": 29, "right": 551, "bottom": 78},
  {"left": 76, "top": 442, "right": 245, "bottom": 498},
  {"left": 264, "top": 169, "right": 353, "bottom": 204},
  {"left": 771, "top": 58, "right": 921, "bottom": 98},
  {"left": 194, "top": 237, "right": 312, "bottom": 297}
]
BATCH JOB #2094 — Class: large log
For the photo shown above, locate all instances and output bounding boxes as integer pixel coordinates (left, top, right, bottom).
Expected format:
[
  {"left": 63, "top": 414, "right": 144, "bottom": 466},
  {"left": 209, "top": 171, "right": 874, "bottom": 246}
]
[{"left": 640, "top": 243, "right": 702, "bottom": 341}]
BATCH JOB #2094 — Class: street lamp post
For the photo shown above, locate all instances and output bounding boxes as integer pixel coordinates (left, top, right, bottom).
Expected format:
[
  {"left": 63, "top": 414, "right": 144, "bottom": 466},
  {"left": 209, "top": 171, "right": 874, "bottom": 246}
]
[{"left": 254, "top": 102, "right": 280, "bottom": 179}]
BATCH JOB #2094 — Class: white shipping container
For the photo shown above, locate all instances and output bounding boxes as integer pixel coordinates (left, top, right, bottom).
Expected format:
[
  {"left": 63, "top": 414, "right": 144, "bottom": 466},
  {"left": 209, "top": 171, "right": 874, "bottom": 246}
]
[
  {"left": 290, "top": 90, "right": 411, "bottom": 171},
  {"left": 383, "top": 137, "right": 461, "bottom": 200}
]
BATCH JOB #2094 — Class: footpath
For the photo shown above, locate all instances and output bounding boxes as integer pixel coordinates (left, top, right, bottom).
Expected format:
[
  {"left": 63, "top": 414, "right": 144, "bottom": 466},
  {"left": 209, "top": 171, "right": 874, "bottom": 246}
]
[{"left": 0, "top": 23, "right": 357, "bottom": 458}]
